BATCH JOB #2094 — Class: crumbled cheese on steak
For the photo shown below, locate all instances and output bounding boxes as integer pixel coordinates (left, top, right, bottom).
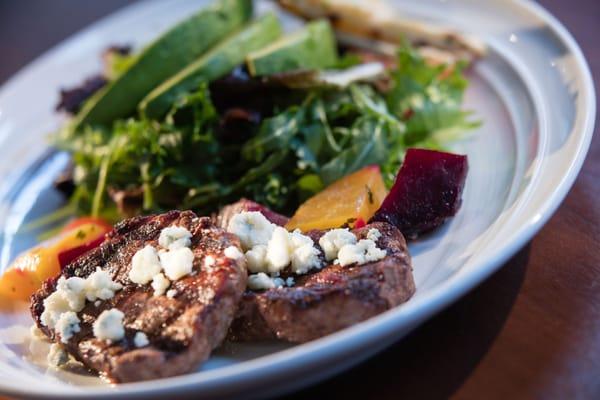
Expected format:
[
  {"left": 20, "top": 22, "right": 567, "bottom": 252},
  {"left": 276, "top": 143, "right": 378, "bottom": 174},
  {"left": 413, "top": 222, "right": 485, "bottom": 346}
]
[
  {"left": 151, "top": 273, "right": 170, "bottom": 297},
  {"left": 248, "top": 273, "right": 280, "bottom": 290},
  {"left": 48, "top": 276, "right": 85, "bottom": 310},
  {"left": 159, "top": 226, "right": 192, "bottom": 250},
  {"left": 247, "top": 273, "right": 273, "bottom": 290},
  {"left": 55, "top": 276, "right": 86, "bottom": 310},
  {"left": 227, "top": 211, "right": 275, "bottom": 250},
  {"left": 40, "top": 290, "right": 73, "bottom": 329},
  {"left": 40, "top": 269, "right": 122, "bottom": 341},
  {"left": 84, "top": 268, "right": 123, "bottom": 301},
  {"left": 265, "top": 227, "right": 322, "bottom": 275},
  {"left": 224, "top": 246, "right": 244, "bottom": 260},
  {"left": 265, "top": 227, "right": 292, "bottom": 272},
  {"left": 228, "top": 212, "right": 323, "bottom": 280},
  {"left": 366, "top": 228, "right": 382, "bottom": 242},
  {"left": 247, "top": 273, "right": 296, "bottom": 290},
  {"left": 319, "top": 229, "right": 357, "bottom": 261},
  {"left": 133, "top": 331, "right": 149, "bottom": 348},
  {"left": 245, "top": 245, "right": 268, "bottom": 273},
  {"left": 159, "top": 247, "right": 194, "bottom": 280},
  {"left": 54, "top": 311, "right": 81, "bottom": 343},
  {"left": 288, "top": 230, "right": 322, "bottom": 274},
  {"left": 47, "top": 343, "right": 70, "bottom": 367},
  {"left": 129, "top": 226, "right": 196, "bottom": 292},
  {"left": 93, "top": 308, "right": 125, "bottom": 342},
  {"left": 129, "top": 245, "right": 162, "bottom": 285},
  {"left": 227, "top": 213, "right": 387, "bottom": 290},
  {"left": 337, "top": 239, "right": 386, "bottom": 266}
]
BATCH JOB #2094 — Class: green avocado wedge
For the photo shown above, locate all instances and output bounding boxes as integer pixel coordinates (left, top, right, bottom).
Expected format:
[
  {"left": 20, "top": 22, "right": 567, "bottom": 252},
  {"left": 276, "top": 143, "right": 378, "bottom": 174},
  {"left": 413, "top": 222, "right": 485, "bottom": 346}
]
[
  {"left": 71, "top": 0, "right": 252, "bottom": 133},
  {"left": 246, "top": 20, "right": 338, "bottom": 77},
  {"left": 140, "top": 13, "right": 283, "bottom": 119}
]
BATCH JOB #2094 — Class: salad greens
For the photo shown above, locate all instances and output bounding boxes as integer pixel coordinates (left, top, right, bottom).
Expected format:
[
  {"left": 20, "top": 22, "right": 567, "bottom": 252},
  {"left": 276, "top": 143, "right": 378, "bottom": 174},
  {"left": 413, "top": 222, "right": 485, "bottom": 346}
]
[
  {"left": 140, "top": 12, "right": 283, "bottom": 119},
  {"left": 386, "top": 47, "right": 480, "bottom": 152},
  {"left": 56, "top": 44, "right": 479, "bottom": 220},
  {"left": 71, "top": 0, "right": 253, "bottom": 131},
  {"left": 57, "top": 47, "right": 478, "bottom": 219}
]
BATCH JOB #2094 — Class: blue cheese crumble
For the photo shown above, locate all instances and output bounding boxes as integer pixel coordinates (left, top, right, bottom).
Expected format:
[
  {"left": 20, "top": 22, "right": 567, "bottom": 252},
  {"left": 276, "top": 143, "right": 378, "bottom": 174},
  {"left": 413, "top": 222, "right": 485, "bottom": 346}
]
[
  {"left": 159, "top": 246, "right": 194, "bottom": 280},
  {"left": 226, "top": 211, "right": 275, "bottom": 250},
  {"left": 337, "top": 239, "right": 386, "bottom": 266},
  {"left": 47, "top": 343, "right": 70, "bottom": 367},
  {"left": 227, "top": 213, "right": 386, "bottom": 291},
  {"left": 133, "top": 331, "right": 149, "bottom": 348},
  {"left": 129, "top": 225, "right": 197, "bottom": 295},
  {"left": 54, "top": 311, "right": 81, "bottom": 344},
  {"left": 224, "top": 246, "right": 244, "bottom": 260},
  {"left": 247, "top": 272, "right": 295, "bottom": 290},
  {"left": 40, "top": 269, "right": 122, "bottom": 341},
  {"left": 151, "top": 273, "right": 170, "bottom": 296},
  {"left": 318, "top": 229, "right": 357, "bottom": 261},
  {"left": 228, "top": 212, "right": 323, "bottom": 278},
  {"left": 129, "top": 245, "right": 162, "bottom": 285},
  {"left": 93, "top": 308, "right": 125, "bottom": 342},
  {"left": 159, "top": 226, "right": 192, "bottom": 250}
]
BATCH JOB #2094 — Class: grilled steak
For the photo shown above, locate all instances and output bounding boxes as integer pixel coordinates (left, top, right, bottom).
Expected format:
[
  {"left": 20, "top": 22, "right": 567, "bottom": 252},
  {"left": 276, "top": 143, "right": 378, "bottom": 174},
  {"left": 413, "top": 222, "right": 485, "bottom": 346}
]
[
  {"left": 31, "top": 210, "right": 246, "bottom": 383},
  {"left": 228, "top": 222, "right": 415, "bottom": 343},
  {"left": 215, "top": 198, "right": 289, "bottom": 229}
]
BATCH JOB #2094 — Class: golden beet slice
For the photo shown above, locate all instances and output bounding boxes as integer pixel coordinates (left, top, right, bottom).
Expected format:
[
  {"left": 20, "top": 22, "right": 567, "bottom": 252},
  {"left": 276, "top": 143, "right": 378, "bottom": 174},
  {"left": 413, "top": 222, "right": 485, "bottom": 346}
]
[
  {"left": 286, "top": 165, "right": 387, "bottom": 231},
  {"left": 0, "top": 263, "right": 41, "bottom": 301}
]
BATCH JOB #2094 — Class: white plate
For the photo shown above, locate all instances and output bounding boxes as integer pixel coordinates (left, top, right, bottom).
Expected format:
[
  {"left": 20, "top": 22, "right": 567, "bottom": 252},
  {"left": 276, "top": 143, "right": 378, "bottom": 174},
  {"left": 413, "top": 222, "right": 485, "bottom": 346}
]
[{"left": 0, "top": 0, "right": 595, "bottom": 398}]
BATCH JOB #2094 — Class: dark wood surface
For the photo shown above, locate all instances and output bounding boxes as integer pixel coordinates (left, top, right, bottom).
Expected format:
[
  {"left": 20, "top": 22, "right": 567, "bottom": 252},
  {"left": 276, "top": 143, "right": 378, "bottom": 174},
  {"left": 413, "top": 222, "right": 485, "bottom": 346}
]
[{"left": 0, "top": 1, "right": 598, "bottom": 399}]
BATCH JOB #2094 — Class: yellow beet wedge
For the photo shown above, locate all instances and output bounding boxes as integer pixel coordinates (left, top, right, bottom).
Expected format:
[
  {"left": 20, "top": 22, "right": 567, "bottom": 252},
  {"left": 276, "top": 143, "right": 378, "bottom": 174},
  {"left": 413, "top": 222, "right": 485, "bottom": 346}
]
[{"left": 286, "top": 165, "right": 387, "bottom": 231}]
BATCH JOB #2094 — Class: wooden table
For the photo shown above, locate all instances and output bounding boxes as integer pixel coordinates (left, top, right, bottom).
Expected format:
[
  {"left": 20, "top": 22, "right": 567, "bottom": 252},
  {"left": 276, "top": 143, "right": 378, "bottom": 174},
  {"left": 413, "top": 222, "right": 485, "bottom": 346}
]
[{"left": 0, "top": 1, "right": 597, "bottom": 399}]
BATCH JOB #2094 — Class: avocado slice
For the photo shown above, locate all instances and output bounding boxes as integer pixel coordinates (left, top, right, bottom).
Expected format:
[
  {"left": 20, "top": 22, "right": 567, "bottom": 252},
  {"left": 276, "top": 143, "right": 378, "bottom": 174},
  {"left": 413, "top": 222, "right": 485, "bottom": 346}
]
[
  {"left": 246, "top": 20, "right": 338, "bottom": 77},
  {"left": 71, "top": 0, "right": 253, "bottom": 132},
  {"left": 140, "top": 13, "right": 283, "bottom": 119}
]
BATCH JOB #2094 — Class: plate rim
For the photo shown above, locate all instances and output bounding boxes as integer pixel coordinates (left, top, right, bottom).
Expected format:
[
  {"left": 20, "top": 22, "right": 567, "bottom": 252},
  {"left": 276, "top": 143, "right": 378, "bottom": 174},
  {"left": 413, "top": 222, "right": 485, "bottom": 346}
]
[{"left": 0, "top": 0, "right": 595, "bottom": 398}]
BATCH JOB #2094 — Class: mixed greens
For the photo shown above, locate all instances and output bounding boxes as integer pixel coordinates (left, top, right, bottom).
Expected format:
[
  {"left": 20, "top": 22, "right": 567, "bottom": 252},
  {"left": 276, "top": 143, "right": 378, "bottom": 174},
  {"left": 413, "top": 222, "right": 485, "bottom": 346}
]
[{"left": 54, "top": 0, "right": 479, "bottom": 221}]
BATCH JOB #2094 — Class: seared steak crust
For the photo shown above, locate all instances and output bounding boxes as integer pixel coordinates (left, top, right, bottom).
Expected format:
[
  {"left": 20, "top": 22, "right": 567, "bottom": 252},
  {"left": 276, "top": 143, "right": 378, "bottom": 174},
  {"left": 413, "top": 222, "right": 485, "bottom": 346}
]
[
  {"left": 214, "top": 198, "right": 289, "bottom": 229},
  {"left": 228, "top": 222, "right": 415, "bottom": 343},
  {"left": 31, "top": 210, "right": 247, "bottom": 383}
]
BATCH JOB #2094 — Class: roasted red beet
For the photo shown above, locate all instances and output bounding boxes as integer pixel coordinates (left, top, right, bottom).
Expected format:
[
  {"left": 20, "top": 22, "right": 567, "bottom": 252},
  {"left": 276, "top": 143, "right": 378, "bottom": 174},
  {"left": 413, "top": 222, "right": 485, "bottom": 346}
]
[
  {"left": 370, "top": 148, "right": 468, "bottom": 239},
  {"left": 57, "top": 235, "right": 107, "bottom": 269}
]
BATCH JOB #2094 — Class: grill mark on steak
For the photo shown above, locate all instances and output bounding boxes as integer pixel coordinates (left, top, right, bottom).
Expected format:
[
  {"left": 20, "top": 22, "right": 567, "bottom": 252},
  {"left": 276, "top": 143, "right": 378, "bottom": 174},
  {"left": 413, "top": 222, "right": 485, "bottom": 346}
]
[
  {"left": 30, "top": 210, "right": 247, "bottom": 383},
  {"left": 228, "top": 222, "right": 415, "bottom": 343}
]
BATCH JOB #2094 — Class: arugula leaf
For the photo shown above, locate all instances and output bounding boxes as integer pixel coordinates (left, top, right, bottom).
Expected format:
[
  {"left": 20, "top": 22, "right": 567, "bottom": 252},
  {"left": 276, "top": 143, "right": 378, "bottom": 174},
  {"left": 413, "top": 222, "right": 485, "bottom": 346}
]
[
  {"left": 386, "top": 45, "right": 479, "bottom": 142},
  {"left": 320, "top": 117, "right": 390, "bottom": 184},
  {"left": 242, "top": 106, "right": 302, "bottom": 162}
]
